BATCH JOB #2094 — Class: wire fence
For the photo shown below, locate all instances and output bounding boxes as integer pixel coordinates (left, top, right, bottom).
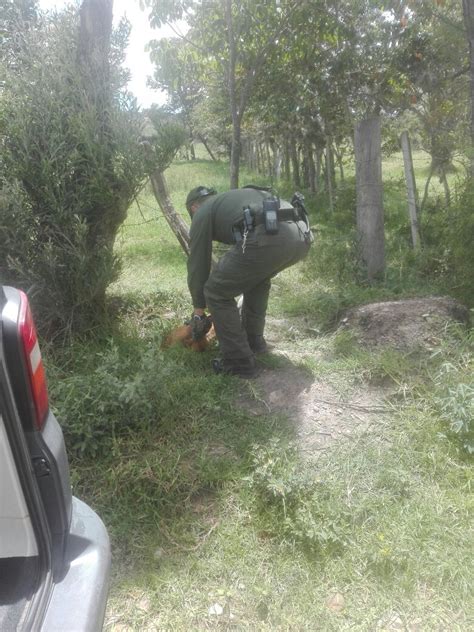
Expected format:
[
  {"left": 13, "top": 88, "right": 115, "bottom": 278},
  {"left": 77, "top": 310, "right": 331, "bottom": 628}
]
[{"left": 120, "top": 149, "right": 467, "bottom": 231}]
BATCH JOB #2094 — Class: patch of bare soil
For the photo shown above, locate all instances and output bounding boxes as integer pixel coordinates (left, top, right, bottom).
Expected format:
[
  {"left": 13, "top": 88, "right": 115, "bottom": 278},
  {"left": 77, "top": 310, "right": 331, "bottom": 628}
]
[
  {"left": 238, "top": 363, "right": 389, "bottom": 453},
  {"left": 237, "top": 297, "right": 468, "bottom": 455},
  {"left": 235, "top": 315, "right": 389, "bottom": 454}
]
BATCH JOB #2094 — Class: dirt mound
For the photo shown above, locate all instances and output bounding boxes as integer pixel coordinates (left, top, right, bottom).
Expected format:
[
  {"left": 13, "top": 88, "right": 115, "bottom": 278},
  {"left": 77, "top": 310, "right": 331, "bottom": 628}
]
[{"left": 338, "top": 297, "right": 469, "bottom": 350}]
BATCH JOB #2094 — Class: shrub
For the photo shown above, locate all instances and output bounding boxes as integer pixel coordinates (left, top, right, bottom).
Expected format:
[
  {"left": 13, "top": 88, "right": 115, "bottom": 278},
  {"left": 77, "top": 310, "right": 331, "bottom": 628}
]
[
  {"left": 247, "top": 439, "right": 350, "bottom": 553},
  {"left": 434, "top": 357, "right": 474, "bottom": 455},
  {"left": 0, "top": 8, "right": 147, "bottom": 336},
  {"left": 443, "top": 182, "right": 474, "bottom": 304},
  {"left": 47, "top": 336, "right": 169, "bottom": 457},
  {"left": 414, "top": 181, "right": 474, "bottom": 305}
]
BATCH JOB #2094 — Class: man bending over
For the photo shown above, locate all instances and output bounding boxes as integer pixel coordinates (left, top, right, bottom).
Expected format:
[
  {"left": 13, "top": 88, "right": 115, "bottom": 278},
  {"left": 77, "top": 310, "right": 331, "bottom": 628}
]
[{"left": 186, "top": 185, "right": 312, "bottom": 378}]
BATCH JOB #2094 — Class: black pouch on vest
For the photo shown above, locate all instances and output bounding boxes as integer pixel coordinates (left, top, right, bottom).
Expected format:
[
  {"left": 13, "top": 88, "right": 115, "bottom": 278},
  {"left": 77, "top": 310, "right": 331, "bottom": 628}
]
[{"left": 262, "top": 196, "right": 280, "bottom": 235}]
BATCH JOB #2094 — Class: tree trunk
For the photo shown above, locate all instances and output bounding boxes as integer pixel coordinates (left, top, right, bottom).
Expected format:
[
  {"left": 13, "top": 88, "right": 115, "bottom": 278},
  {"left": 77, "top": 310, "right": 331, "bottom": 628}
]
[
  {"left": 354, "top": 116, "right": 385, "bottom": 281},
  {"left": 149, "top": 170, "right": 191, "bottom": 257},
  {"left": 78, "top": 0, "right": 117, "bottom": 252},
  {"left": 302, "top": 148, "right": 310, "bottom": 188},
  {"left": 283, "top": 136, "right": 291, "bottom": 181},
  {"left": 463, "top": 0, "right": 474, "bottom": 177},
  {"left": 304, "top": 140, "right": 316, "bottom": 194},
  {"left": 290, "top": 140, "right": 301, "bottom": 188},
  {"left": 420, "top": 164, "right": 435, "bottom": 214},
  {"left": 78, "top": 0, "right": 113, "bottom": 112},
  {"left": 256, "top": 142, "right": 262, "bottom": 174},
  {"left": 400, "top": 131, "right": 421, "bottom": 249},
  {"left": 272, "top": 141, "right": 282, "bottom": 180},
  {"left": 229, "top": 118, "right": 241, "bottom": 189},
  {"left": 334, "top": 144, "right": 345, "bottom": 181},
  {"left": 440, "top": 171, "right": 451, "bottom": 206},
  {"left": 315, "top": 148, "right": 322, "bottom": 193},
  {"left": 325, "top": 143, "right": 335, "bottom": 213},
  {"left": 149, "top": 170, "right": 219, "bottom": 270},
  {"left": 198, "top": 134, "right": 217, "bottom": 161},
  {"left": 265, "top": 141, "right": 272, "bottom": 178},
  {"left": 225, "top": 0, "right": 241, "bottom": 188},
  {"left": 326, "top": 136, "right": 336, "bottom": 190}
]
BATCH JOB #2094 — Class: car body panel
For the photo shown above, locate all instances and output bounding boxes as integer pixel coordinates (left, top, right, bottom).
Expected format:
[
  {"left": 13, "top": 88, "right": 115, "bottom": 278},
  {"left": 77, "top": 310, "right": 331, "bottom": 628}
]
[
  {"left": 40, "top": 498, "right": 111, "bottom": 632},
  {"left": 0, "top": 286, "right": 111, "bottom": 631},
  {"left": 0, "top": 416, "right": 38, "bottom": 558}
]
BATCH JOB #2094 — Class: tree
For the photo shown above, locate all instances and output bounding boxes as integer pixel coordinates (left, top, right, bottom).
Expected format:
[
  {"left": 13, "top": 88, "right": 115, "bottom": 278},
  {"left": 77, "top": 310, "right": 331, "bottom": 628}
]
[
  {"left": 0, "top": 3, "right": 147, "bottom": 335},
  {"left": 144, "top": 0, "right": 293, "bottom": 188},
  {"left": 0, "top": 0, "right": 38, "bottom": 63},
  {"left": 142, "top": 108, "right": 190, "bottom": 254},
  {"left": 355, "top": 117, "right": 385, "bottom": 279},
  {"left": 396, "top": 1, "right": 468, "bottom": 204},
  {"left": 148, "top": 37, "right": 207, "bottom": 159},
  {"left": 463, "top": 0, "right": 474, "bottom": 176}
]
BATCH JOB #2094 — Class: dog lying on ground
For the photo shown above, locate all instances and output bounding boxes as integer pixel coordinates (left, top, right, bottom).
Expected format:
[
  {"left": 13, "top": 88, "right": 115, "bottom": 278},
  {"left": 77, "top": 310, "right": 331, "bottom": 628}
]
[{"left": 162, "top": 317, "right": 216, "bottom": 352}]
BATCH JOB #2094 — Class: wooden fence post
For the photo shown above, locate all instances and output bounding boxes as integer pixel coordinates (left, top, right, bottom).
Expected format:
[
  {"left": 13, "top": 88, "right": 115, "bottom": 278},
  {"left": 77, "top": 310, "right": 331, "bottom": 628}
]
[
  {"left": 149, "top": 170, "right": 191, "bottom": 256},
  {"left": 400, "top": 131, "right": 421, "bottom": 249}
]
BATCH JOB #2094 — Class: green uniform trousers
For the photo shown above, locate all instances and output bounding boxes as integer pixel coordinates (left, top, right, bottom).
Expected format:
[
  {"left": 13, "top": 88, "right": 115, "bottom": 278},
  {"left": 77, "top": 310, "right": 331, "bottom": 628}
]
[{"left": 203, "top": 220, "right": 311, "bottom": 360}]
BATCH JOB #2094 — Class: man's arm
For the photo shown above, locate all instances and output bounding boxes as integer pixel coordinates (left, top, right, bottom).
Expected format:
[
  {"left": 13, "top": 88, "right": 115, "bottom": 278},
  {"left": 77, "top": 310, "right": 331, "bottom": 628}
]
[{"left": 187, "top": 205, "right": 214, "bottom": 310}]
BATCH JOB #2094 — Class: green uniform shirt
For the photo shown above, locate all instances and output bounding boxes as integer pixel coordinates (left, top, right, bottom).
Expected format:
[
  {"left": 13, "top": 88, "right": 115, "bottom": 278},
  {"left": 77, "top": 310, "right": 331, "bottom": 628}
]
[{"left": 187, "top": 188, "right": 269, "bottom": 308}]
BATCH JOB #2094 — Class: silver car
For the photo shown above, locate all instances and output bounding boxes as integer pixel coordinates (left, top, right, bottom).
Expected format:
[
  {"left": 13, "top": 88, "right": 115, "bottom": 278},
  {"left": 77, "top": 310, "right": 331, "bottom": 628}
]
[{"left": 0, "top": 286, "right": 111, "bottom": 631}]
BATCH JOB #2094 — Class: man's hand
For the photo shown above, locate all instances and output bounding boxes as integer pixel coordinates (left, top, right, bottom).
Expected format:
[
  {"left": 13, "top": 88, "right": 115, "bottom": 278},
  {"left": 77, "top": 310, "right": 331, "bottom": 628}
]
[{"left": 190, "top": 313, "right": 212, "bottom": 341}]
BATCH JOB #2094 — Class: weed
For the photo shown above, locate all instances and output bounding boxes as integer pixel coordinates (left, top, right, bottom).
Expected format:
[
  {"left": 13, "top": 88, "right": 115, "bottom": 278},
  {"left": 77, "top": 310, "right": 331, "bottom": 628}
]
[
  {"left": 247, "top": 439, "right": 351, "bottom": 554},
  {"left": 433, "top": 361, "right": 474, "bottom": 455}
]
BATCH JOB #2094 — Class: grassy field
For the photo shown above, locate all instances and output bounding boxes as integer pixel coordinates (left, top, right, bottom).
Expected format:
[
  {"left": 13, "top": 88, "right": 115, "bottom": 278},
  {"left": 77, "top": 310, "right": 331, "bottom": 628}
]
[{"left": 48, "top": 153, "right": 473, "bottom": 630}]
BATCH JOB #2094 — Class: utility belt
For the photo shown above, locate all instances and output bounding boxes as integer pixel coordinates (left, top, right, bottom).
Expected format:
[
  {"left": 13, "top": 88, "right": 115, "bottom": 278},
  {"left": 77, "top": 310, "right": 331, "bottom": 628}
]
[
  {"left": 253, "top": 207, "right": 302, "bottom": 226},
  {"left": 232, "top": 193, "right": 311, "bottom": 244}
]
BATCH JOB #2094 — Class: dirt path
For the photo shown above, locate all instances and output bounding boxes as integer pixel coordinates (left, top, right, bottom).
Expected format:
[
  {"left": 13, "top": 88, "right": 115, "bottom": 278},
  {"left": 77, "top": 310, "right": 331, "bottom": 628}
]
[
  {"left": 236, "top": 316, "right": 392, "bottom": 456},
  {"left": 238, "top": 296, "right": 469, "bottom": 455}
]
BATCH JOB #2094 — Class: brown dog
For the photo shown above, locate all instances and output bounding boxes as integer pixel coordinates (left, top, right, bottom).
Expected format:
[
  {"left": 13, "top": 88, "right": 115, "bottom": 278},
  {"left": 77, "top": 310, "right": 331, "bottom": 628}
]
[{"left": 162, "top": 322, "right": 216, "bottom": 352}]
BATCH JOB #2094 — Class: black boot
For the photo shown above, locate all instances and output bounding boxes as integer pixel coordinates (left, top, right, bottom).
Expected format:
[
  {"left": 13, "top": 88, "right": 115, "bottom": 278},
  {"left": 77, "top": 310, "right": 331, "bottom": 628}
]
[
  {"left": 212, "top": 356, "right": 259, "bottom": 378},
  {"left": 247, "top": 334, "right": 268, "bottom": 354}
]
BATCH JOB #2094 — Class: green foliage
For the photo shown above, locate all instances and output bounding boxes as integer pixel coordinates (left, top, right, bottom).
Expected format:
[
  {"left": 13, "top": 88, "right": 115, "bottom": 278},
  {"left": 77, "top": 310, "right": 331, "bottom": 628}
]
[
  {"left": 414, "top": 180, "right": 474, "bottom": 304},
  {"left": 0, "top": 8, "right": 147, "bottom": 336},
  {"left": 247, "top": 439, "right": 350, "bottom": 553},
  {"left": 0, "top": 181, "right": 121, "bottom": 335},
  {"left": 48, "top": 335, "right": 167, "bottom": 457},
  {"left": 436, "top": 379, "right": 474, "bottom": 454},
  {"left": 46, "top": 291, "right": 236, "bottom": 458},
  {"left": 0, "top": 0, "right": 38, "bottom": 69},
  {"left": 443, "top": 183, "right": 474, "bottom": 302},
  {"left": 432, "top": 331, "right": 474, "bottom": 454},
  {"left": 144, "top": 107, "right": 188, "bottom": 171}
]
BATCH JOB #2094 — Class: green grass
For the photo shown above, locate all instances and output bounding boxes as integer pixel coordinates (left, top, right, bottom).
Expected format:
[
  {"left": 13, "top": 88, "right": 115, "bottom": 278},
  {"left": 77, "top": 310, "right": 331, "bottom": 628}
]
[{"left": 46, "top": 153, "right": 474, "bottom": 630}]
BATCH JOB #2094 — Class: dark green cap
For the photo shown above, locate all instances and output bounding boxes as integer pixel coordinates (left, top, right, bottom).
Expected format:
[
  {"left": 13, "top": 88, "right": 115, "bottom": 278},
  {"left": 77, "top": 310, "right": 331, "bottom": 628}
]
[{"left": 185, "top": 186, "right": 217, "bottom": 212}]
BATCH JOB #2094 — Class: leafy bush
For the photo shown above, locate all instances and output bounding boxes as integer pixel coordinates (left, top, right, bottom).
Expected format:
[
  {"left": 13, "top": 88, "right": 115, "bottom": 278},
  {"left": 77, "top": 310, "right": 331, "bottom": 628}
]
[
  {"left": 0, "top": 8, "right": 147, "bottom": 336},
  {"left": 443, "top": 182, "right": 474, "bottom": 304},
  {"left": 247, "top": 439, "right": 350, "bottom": 553},
  {"left": 45, "top": 291, "right": 230, "bottom": 458},
  {"left": 414, "top": 181, "right": 474, "bottom": 305},
  {"left": 47, "top": 336, "right": 169, "bottom": 457},
  {"left": 434, "top": 358, "right": 474, "bottom": 455}
]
